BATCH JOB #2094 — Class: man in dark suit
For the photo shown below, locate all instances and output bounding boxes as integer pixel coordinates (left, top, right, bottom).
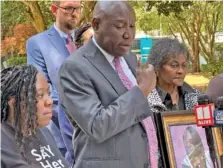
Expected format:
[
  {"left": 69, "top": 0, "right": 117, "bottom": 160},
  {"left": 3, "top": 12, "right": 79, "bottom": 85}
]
[
  {"left": 26, "top": 0, "right": 81, "bottom": 165},
  {"left": 59, "top": 1, "right": 156, "bottom": 168}
]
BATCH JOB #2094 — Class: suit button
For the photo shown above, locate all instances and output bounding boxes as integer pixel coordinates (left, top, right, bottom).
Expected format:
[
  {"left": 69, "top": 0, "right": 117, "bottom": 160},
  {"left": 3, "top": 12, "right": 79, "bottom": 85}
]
[
  {"left": 141, "top": 133, "right": 147, "bottom": 138},
  {"left": 144, "top": 163, "right": 149, "bottom": 168}
]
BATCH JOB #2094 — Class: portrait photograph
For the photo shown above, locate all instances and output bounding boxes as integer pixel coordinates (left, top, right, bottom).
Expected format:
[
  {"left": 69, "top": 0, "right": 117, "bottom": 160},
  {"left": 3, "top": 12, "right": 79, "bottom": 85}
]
[
  {"left": 159, "top": 111, "right": 223, "bottom": 168},
  {"left": 170, "top": 124, "right": 213, "bottom": 168}
]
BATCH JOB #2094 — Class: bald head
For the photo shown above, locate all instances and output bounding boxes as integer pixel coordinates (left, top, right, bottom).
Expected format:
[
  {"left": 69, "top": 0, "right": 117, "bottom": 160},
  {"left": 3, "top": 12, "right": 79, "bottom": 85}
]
[
  {"left": 93, "top": 1, "right": 134, "bottom": 20},
  {"left": 92, "top": 1, "right": 136, "bottom": 57}
]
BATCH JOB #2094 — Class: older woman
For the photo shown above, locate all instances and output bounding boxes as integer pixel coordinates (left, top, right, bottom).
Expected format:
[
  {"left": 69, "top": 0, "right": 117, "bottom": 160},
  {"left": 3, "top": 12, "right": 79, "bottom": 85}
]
[
  {"left": 147, "top": 38, "right": 200, "bottom": 111},
  {"left": 143, "top": 38, "right": 200, "bottom": 168},
  {"left": 1, "top": 65, "right": 69, "bottom": 168}
]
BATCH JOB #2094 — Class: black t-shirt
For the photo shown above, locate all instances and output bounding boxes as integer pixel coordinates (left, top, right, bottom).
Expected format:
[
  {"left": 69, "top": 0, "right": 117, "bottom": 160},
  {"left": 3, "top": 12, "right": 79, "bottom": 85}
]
[{"left": 1, "top": 123, "right": 69, "bottom": 168}]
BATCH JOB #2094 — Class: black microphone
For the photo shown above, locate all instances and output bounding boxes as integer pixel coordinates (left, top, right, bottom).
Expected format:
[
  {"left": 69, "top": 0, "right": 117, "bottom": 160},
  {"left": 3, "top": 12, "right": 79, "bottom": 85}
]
[
  {"left": 195, "top": 94, "right": 217, "bottom": 168},
  {"left": 214, "top": 96, "right": 223, "bottom": 126},
  {"left": 198, "top": 94, "right": 209, "bottom": 105},
  {"left": 216, "top": 96, "right": 223, "bottom": 109}
]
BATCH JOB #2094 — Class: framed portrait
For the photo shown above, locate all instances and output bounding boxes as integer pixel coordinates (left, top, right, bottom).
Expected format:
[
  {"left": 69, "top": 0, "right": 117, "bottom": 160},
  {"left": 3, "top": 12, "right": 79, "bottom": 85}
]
[{"left": 158, "top": 110, "right": 223, "bottom": 168}]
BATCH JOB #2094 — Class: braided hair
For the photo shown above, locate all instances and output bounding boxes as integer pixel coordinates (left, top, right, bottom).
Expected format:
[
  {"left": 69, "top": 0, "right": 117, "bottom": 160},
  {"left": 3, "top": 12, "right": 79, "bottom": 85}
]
[
  {"left": 1, "top": 65, "right": 38, "bottom": 158},
  {"left": 75, "top": 23, "right": 92, "bottom": 48}
]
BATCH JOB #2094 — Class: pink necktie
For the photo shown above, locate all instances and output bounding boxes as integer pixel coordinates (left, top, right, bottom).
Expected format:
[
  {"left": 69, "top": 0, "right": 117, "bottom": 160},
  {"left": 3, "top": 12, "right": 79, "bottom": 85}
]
[
  {"left": 113, "top": 57, "right": 158, "bottom": 168},
  {"left": 113, "top": 57, "right": 134, "bottom": 90},
  {"left": 142, "top": 117, "right": 158, "bottom": 168},
  {"left": 66, "top": 35, "right": 76, "bottom": 54}
]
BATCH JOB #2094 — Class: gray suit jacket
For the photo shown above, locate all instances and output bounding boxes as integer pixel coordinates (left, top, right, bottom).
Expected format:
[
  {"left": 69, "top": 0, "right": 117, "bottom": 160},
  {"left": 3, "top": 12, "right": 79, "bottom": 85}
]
[{"left": 59, "top": 38, "right": 152, "bottom": 168}]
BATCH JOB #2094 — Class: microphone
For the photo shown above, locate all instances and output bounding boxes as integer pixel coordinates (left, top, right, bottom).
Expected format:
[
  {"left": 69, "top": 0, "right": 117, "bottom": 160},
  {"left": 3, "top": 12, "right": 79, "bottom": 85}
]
[
  {"left": 194, "top": 95, "right": 221, "bottom": 168},
  {"left": 198, "top": 94, "right": 209, "bottom": 105},
  {"left": 214, "top": 96, "right": 223, "bottom": 126},
  {"left": 194, "top": 95, "right": 223, "bottom": 168},
  {"left": 194, "top": 94, "right": 215, "bottom": 127}
]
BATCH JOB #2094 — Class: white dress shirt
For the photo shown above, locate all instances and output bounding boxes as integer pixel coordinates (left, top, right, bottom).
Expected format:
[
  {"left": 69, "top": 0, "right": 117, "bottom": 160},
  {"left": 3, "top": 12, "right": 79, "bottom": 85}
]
[
  {"left": 54, "top": 23, "right": 75, "bottom": 44},
  {"left": 92, "top": 37, "right": 137, "bottom": 86}
]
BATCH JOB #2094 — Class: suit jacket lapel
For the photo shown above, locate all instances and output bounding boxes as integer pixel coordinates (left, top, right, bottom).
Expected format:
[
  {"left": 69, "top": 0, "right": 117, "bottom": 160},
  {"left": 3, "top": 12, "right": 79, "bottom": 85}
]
[
  {"left": 84, "top": 39, "right": 148, "bottom": 132},
  {"left": 47, "top": 26, "right": 70, "bottom": 57},
  {"left": 83, "top": 39, "right": 128, "bottom": 95}
]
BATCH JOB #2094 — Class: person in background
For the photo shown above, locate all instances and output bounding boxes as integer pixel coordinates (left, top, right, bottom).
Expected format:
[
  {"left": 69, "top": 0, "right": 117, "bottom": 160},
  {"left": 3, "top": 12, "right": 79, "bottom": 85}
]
[
  {"left": 75, "top": 23, "right": 93, "bottom": 49},
  {"left": 206, "top": 73, "right": 223, "bottom": 105},
  {"left": 147, "top": 38, "right": 200, "bottom": 111},
  {"left": 145, "top": 38, "right": 201, "bottom": 168},
  {"left": 58, "top": 1, "right": 157, "bottom": 168},
  {"left": 1, "top": 65, "right": 69, "bottom": 168},
  {"left": 26, "top": 0, "right": 81, "bottom": 165}
]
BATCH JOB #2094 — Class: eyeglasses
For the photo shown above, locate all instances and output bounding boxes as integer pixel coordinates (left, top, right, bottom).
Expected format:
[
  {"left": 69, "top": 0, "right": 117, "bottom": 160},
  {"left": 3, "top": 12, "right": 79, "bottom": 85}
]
[
  {"left": 57, "top": 5, "right": 81, "bottom": 14},
  {"left": 165, "top": 62, "right": 189, "bottom": 70}
]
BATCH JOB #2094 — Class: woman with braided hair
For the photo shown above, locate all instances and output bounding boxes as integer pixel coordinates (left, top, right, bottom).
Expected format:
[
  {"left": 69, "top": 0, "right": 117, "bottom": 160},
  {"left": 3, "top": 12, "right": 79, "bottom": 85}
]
[{"left": 1, "top": 65, "right": 69, "bottom": 168}]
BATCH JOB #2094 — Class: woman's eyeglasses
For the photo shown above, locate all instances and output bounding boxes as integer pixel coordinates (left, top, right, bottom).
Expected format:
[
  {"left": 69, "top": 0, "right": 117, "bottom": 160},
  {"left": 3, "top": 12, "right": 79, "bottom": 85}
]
[{"left": 166, "top": 62, "right": 189, "bottom": 70}]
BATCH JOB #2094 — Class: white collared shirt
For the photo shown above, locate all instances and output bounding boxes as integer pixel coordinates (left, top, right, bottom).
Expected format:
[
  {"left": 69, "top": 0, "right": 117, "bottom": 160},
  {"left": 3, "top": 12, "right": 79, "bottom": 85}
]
[
  {"left": 54, "top": 23, "right": 75, "bottom": 44},
  {"left": 92, "top": 37, "right": 137, "bottom": 86}
]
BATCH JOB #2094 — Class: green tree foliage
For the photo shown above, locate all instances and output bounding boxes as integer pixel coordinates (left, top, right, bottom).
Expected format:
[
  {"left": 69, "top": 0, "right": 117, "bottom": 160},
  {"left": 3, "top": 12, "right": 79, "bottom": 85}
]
[
  {"left": 1, "top": 1, "right": 53, "bottom": 34},
  {"left": 2, "top": 1, "right": 222, "bottom": 74},
  {"left": 1, "top": 1, "right": 51, "bottom": 58},
  {"left": 38, "top": 1, "right": 54, "bottom": 28},
  {"left": 1, "top": 23, "right": 37, "bottom": 56},
  {"left": 199, "top": 2, "right": 223, "bottom": 62},
  {"left": 6, "top": 56, "right": 27, "bottom": 66},
  {"left": 1, "top": 1, "right": 27, "bottom": 38},
  {"left": 135, "top": 1, "right": 223, "bottom": 72},
  {"left": 144, "top": 1, "right": 193, "bottom": 16},
  {"left": 21, "top": 1, "right": 47, "bottom": 32},
  {"left": 77, "top": 1, "right": 96, "bottom": 26},
  {"left": 166, "top": 2, "right": 223, "bottom": 72},
  {"left": 133, "top": 2, "right": 160, "bottom": 33},
  {"left": 131, "top": 1, "right": 173, "bottom": 35},
  {"left": 167, "top": 3, "right": 203, "bottom": 72},
  {"left": 201, "top": 56, "right": 223, "bottom": 76}
]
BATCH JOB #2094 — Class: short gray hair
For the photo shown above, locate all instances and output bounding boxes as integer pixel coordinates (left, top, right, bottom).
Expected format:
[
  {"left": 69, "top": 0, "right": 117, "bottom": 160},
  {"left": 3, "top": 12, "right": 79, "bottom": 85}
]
[{"left": 147, "top": 38, "right": 190, "bottom": 70}]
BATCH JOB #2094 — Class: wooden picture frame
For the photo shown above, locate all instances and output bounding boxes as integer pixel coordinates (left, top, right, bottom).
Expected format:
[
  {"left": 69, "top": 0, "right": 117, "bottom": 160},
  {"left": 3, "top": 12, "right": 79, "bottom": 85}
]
[
  {"left": 212, "top": 127, "right": 223, "bottom": 167},
  {"left": 158, "top": 110, "right": 223, "bottom": 168}
]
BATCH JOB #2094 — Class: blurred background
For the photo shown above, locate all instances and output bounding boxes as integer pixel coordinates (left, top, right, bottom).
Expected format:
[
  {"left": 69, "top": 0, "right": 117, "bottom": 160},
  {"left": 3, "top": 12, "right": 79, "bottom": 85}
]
[{"left": 1, "top": 1, "right": 223, "bottom": 93}]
